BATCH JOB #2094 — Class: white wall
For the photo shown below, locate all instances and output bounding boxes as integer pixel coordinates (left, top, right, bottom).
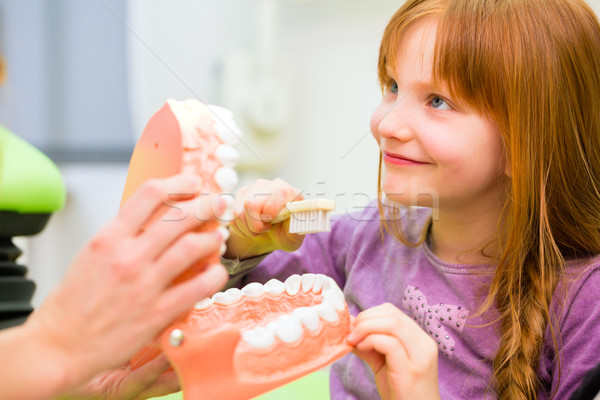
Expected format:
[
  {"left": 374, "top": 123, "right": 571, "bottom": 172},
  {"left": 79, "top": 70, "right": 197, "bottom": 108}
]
[{"left": 126, "top": 0, "right": 401, "bottom": 212}]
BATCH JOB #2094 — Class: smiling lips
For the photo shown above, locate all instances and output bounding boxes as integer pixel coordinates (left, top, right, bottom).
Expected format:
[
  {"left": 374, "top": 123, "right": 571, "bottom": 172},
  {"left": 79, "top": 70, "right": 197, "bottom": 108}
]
[{"left": 382, "top": 151, "right": 428, "bottom": 166}]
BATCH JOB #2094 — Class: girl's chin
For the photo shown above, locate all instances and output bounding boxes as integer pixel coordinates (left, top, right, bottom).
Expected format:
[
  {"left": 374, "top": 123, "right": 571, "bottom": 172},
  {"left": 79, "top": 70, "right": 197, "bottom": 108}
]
[{"left": 382, "top": 177, "right": 439, "bottom": 209}]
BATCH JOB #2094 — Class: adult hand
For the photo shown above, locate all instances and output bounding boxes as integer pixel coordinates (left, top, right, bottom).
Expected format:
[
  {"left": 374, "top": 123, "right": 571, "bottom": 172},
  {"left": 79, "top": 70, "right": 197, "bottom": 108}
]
[
  {"left": 225, "top": 178, "right": 305, "bottom": 260},
  {"left": 59, "top": 354, "right": 178, "bottom": 400},
  {"left": 22, "top": 174, "right": 228, "bottom": 397},
  {"left": 347, "top": 303, "right": 441, "bottom": 400}
]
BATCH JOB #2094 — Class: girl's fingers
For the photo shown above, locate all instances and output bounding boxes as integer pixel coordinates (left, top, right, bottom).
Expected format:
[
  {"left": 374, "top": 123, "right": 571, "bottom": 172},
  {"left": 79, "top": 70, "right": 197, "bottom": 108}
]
[
  {"left": 354, "top": 333, "right": 408, "bottom": 373},
  {"left": 242, "top": 201, "right": 272, "bottom": 234},
  {"left": 118, "top": 175, "right": 201, "bottom": 236},
  {"left": 260, "top": 179, "right": 304, "bottom": 220},
  {"left": 152, "top": 263, "right": 228, "bottom": 323},
  {"left": 138, "top": 194, "right": 224, "bottom": 261},
  {"left": 352, "top": 346, "right": 386, "bottom": 376},
  {"left": 348, "top": 303, "right": 435, "bottom": 363},
  {"left": 151, "top": 231, "right": 223, "bottom": 286}
]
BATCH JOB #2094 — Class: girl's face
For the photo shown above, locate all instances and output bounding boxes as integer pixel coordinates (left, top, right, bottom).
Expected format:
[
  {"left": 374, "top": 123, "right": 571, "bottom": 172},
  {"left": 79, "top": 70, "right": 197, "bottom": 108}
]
[{"left": 371, "top": 18, "right": 509, "bottom": 214}]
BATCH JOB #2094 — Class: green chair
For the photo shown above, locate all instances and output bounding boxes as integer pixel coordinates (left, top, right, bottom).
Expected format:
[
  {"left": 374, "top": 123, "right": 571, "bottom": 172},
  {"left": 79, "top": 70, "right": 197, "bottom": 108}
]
[{"left": 0, "top": 125, "right": 65, "bottom": 328}]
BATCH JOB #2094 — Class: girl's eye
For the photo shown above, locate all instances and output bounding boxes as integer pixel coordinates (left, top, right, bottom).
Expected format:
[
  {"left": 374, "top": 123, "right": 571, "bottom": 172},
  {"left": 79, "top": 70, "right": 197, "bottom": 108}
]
[
  {"left": 430, "top": 96, "right": 451, "bottom": 110},
  {"left": 388, "top": 81, "right": 398, "bottom": 94}
]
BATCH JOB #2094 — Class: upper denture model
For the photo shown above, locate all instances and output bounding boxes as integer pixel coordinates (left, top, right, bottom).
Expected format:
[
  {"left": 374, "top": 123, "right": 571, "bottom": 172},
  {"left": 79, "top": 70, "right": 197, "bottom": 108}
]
[
  {"left": 123, "top": 99, "right": 240, "bottom": 367},
  {"left": 121, "top": 98, "right": 239, "bottom": 284}
]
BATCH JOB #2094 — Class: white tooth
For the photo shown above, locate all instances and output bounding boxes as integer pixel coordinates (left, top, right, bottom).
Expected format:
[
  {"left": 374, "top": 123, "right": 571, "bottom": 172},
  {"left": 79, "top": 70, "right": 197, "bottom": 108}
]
[
  {"left": 194, "top": 298, "right": 213, "bottom": 310},
  {"left": 212, "top": 288, "right": 242, "bottom": 305},
  {"left": 266, "top": 321, "right": 278, "bottom": 335},
  {"left": 263, "top": 279, "right": 285, "bottom": 295},
  {"left": 301, "top": 273, "right": 316, "bottom": 293},
  {"left": 242, "top": 326, "right": 274, "bottom": 349},
  {"left": 214, "top": 167, "right": 239, "bottom": 192},
  {"left": 219, "top": 242, "right": 227, "bottom": 256},
  {"left": 214, "top": 120, "right": 241, "bottom": 146},
  {"left": 215, "top": 144, "right": 239, "bottom": 168},
  {"left": 221, "top": 194, "right": 236, "bottom": 208},
  {"left": 217, "top": 226, "right": 230, "bottom": 242},
  {"left": 284, "top": 274, "right": 302, "bottom": 296},
  {"left": 292, "top": 307, "right": 320, "bottom": 332},
  {"left": 273, "top": 315, "right": 303, "bottom": 343},
  {"left": 314, "top": 302, "right": 338, "bottom": 322},
  {"left": 241, "top": 282, "right": 265, "bottom": 298},
  {"left": 323, "top": 289, "right": 345, "bottom": 311},
  {"left": 327, "top": 277, "right": 346, "bottom": 302},
  {"left": 312, "top": 274, "right": 327, "bottom": 294}
]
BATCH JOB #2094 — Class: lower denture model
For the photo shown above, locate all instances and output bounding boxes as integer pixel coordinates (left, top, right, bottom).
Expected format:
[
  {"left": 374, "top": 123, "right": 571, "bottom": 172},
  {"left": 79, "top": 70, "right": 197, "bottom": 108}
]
[
  {"left": 166, "top": 273, "right": 352, "bottom": 400},
  {"left": 121, "top": 99, "right": 352, "bottom": 399}
]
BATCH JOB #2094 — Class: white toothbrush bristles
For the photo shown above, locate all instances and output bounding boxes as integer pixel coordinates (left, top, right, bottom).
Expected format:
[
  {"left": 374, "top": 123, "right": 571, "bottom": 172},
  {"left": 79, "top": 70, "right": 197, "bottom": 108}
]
[{"left": 272, "top": 199, "right": 335, "bottom": 235}]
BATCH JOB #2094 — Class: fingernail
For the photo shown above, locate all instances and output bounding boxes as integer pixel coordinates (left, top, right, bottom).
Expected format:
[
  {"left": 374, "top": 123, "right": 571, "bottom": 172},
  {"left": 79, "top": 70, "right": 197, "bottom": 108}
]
[
  {"left": 203, "top": 264, "right": 227, "bottom": 293},
  {"left": 213, "top": 229, "right": 224, "bottom": 242},
  {"left": 216, "top": 197, "right": 227, "bottom": 216},
  {"left": 346, "top": 332, "right": 357, "bottom": 344},
  {"left": 260, "top": 213, "right": 273, "bottom": 221},
  {"left": 188, "top": 175, "right": 202, "bottom": 192}
]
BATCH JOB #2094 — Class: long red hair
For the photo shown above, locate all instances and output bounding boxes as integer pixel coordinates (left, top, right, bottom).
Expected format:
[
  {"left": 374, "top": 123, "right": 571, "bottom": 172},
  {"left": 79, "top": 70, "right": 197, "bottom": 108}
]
[{"left": 377, "top": 0, "right": 600, "bottom": 398}]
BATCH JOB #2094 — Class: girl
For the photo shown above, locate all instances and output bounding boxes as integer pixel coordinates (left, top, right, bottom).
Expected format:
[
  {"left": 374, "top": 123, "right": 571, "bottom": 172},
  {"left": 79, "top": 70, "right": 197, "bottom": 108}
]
[{"left": 224, "top": 0, "right": 600, "bottom": 399}]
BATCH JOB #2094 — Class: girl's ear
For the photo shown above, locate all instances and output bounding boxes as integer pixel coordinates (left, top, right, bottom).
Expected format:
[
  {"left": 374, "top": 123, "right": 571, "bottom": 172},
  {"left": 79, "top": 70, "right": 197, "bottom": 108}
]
[{"left": 504, "top": 163, "right": 512, "bottom": 178}]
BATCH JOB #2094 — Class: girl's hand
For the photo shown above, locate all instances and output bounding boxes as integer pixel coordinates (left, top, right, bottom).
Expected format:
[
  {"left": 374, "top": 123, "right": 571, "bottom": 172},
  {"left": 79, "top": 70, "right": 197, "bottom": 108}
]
[
  {"left": 225, "top": 178, "right": 305, "bottom": 259},
  {"left": 59, "top": 354, "right": 179, "bottom": 400},
  {"left": 347, "top": 303, "right": 441, "bottom": 400},
  {"left": 25, "top": 174, "right": 229, "bottom": 395}
]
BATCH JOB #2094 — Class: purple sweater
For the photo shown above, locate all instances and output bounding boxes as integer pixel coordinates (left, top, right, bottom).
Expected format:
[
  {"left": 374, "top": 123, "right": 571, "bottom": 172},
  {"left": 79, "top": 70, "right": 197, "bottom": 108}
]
[{"left": 234, "top": 202, "right": 600, "bottom": 399}]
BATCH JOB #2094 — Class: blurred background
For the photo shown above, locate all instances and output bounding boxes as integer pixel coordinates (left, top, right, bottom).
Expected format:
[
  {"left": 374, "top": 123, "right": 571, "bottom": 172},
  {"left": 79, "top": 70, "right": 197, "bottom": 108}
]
[
  {"left": 0, "top": 0, "right": 408, "bottom": 307},
  {"left": 3, "top": 0, "right": 600, "bottom": 307},
  {"left": 2, "top": 0, "right": 600, "bottom": 398}
]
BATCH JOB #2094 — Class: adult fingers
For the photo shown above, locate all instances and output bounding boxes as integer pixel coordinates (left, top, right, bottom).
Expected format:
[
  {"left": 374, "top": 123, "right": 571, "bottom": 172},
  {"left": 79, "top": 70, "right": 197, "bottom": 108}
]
[
  {"left": 138, "top": 194, "right": 225, "bottom": 261},
  {"left": 150, "top": 231, "right": 223, "bottom": 286},
  {"left": 118, "top": 175, "right": 201, "bottom": 236},
  {"left": 117, "top": 353, "right": 173, "bottom": 399},
  {"left": 152, "top": 263, "right": 228, "bottom": 324},
  {"left": 132, "top": 370, "right": 180, "bottom": 400}
]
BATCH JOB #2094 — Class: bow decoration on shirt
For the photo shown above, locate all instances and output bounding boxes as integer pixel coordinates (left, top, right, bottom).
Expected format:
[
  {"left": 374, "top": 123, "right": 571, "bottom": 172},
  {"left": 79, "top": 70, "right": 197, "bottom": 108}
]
[{"left": 401, "top": 285, "right": 469, "bottom": 358}]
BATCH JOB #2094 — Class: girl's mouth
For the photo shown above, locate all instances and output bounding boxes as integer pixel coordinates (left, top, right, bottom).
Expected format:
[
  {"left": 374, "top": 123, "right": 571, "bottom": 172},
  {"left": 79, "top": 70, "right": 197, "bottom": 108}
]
[{"left": 382, "top": 152, "right": 427, "bottom": 166}]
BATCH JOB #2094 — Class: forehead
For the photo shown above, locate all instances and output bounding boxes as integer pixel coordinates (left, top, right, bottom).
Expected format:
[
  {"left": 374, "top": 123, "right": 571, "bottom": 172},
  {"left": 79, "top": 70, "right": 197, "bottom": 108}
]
[{"left": 387, "top": 18, "right": 439, "bottom": 81}]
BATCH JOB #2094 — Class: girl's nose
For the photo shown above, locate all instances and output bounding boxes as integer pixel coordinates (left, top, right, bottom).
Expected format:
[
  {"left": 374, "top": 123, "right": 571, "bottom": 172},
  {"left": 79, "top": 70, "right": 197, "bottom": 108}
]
[{"left": 374, "top": 103, "right": 413, "bottom": 142}]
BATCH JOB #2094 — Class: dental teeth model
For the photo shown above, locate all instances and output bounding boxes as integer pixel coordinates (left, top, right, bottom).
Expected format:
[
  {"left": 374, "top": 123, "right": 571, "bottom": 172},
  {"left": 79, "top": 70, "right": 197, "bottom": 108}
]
[
  {"left": 121, "top": 99, "right": 242, "bottom": 368},
  {"left": 162, "top": 273, "right": 352, "bottom": 400},
  {"left": 120, "top": 100, "right": 351, "bottom": 399},
  {"left": 121, "top": 99, "right": 241, "bottom": 283}
]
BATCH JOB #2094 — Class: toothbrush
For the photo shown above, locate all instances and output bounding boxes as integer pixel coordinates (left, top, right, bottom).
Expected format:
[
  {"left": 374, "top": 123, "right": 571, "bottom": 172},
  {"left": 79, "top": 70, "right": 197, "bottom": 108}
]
[{"left": 271, "top": 199, "right": 335, "bottom": 234}]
